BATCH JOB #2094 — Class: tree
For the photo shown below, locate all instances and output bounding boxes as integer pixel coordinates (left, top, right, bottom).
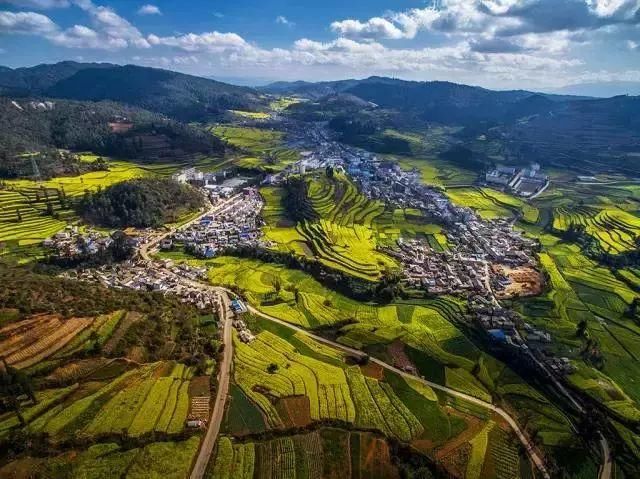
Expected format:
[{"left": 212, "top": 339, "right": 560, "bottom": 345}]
[
  {"left": 0, "top": 358, "right": 36, "bottom": 426},
  {"left": 326, "top": 166, "right": 334, "bottom": 179},
  {"left": 15, "top": 208, "right": 21, "bottom": 222},
  {"left": 293, "top": 287, "right": 300, "bottom": 304},
  {"left": 272, "top": 277, "right": 282, "bottom": 295},
  {"left": 267, "top": 363, "right": 279, "bottom": 374},
  {"left": 576, "top": 319, "right": 588, "bottom": 338}
]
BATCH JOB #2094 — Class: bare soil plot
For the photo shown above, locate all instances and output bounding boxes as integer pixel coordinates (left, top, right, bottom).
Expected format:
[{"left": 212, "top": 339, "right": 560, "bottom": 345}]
[
  {"left": 493, "top": 265, "right": 543, "bottom": 299},
  {"left": 387, "top": 340, "right": 417, "bottom": 372},
  {"left": 276, "top": 396, "right": 313, "bottom": 428},
  {"left": 359, "top": 362, "right": 384, "bottom": 380}
]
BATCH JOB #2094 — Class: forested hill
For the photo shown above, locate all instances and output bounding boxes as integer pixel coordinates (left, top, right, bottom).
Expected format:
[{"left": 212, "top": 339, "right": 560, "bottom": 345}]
[
  {"left": 0, "top": 62, "right": 263, "bottom": 121},
  {"left": 79, "top": 178, "right": 205, "bottom": 228},
  {"left": 0, "top": 98, "right": 225, "bottom": 179},
  {"left": 0, "top": 61, "right": 115, "bottom": 96}
]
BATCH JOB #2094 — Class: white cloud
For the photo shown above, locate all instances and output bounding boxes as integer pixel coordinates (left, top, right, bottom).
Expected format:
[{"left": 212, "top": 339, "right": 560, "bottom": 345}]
[
  {"left": 0, "top": 1, "right": 150, "bottom": 49},
  {"left": 586, "top": 0, "right": 640, "bottom": 18},
  {"left": 138, "top": 4, "right": 161, "bottom": 16},
  {"left": 331, "top": 17, "right": 407, "bottom": 39},
  {"left": 0, "top": 0, "right": 70, "bottom": 9},
  {"left": 147, "top": 31, "right": 248, "bottom": 52},
  {"left": 73, "top": 1, "right": 150, "bottom": 48},
  {"left": 275, "top": 15, "right": 294, "bottom": 27},
  {"left": 0, "top": 10, "right": 58, "bottom": 34},
  {"left": 329, "top": 1, "right": 640, "bottom": 42},
  {"left": 629, "top": 39, "right": 639, "bottom": 49}
]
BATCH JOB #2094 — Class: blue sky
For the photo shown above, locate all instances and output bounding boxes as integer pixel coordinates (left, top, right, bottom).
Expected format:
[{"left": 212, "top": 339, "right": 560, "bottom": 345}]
[{"left": 0, "top": 0, "right": 639, "bottom": 90}]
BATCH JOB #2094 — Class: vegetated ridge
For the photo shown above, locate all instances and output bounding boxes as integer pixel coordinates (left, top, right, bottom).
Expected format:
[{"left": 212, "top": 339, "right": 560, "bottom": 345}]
[
  {"left": 0, "top": 62, "right": 262, "bottom": 121},
  {"left": 78, "top": 178, "right": 205, "bottom": 228}
]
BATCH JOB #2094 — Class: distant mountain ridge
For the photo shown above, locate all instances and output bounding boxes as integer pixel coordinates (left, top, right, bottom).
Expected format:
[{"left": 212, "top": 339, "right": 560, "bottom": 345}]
[
  {"left": 0, "top": 61, "right": 115, "bottom": 96},
  {"left": 0, "top": 62, "right": 262, "bottom": 121},
  {"left": 271, "top": 76, "right": 640, "bottom": 174},
  {"left": 551, "top": 81, "right": 640, "bottom": 98}
]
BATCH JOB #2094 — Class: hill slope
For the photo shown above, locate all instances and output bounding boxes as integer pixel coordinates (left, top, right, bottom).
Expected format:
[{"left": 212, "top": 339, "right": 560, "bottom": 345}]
[
  {"left": 0, "top": 61, "right": 114, "bottom": 96},
  {"left": 0, "top": 62, "right": 262, "bottom": 121}
]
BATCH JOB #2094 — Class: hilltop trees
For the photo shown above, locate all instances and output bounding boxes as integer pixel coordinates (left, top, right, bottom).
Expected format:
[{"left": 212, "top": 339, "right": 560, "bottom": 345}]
[{"left": 78, "top": 178, "right": 205, "bottom": 228}]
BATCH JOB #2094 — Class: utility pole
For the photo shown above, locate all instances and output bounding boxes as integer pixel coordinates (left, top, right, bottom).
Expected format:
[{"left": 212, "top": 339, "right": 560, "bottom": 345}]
[{"left": 31, "top": 156, "right": 42, "bottom": 183}]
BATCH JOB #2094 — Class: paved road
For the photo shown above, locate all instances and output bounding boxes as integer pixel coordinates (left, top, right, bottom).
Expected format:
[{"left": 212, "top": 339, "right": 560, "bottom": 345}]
[
  {"left": 240, "top": 302, "right": 551, "bottom": 479},
  {"left": 140, "top": 194, "right": 241, "bottom": 261},
  {"left": 190, "top": 293, "right": 234, "bottom": 479}
]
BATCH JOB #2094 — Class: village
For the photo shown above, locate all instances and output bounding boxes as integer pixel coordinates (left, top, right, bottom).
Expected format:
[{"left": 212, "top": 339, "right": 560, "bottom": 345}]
[
  {"left": 169, "top": 187, "right": 266, "bottom": 258},
  {"left": 44, "top": 118, "right": 571, "bottom": 377},
  {"left": 274, "top": 122, "right": 571, "bottom": 375},
  {"left": 43, "top": 226, "right": 117, "bottom": 258}
]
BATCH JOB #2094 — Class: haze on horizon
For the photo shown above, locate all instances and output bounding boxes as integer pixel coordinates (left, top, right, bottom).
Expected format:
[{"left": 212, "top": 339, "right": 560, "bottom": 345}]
[{"left": 1, "top": 0, "right": 640, "bottom": 94}]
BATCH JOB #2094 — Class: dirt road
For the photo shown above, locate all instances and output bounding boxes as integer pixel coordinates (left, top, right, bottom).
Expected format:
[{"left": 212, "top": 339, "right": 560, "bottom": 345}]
[{"left": 189, "top": 293, "right": 233, "bottom": 479}]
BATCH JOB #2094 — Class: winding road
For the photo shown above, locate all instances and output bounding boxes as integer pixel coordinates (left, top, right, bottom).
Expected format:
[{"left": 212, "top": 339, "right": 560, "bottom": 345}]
[
  {"left": 135, "top": 193, "right": 608, "bottom": 479},
  {"left": 242, "top": 303, "right": 552, "bottom": 479}
]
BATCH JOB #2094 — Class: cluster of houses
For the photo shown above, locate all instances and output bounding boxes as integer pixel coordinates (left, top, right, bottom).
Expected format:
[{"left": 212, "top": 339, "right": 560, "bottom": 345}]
[
  {"left": 172, "top": 188, "right": 265, "bottom": 259},
  {"left": 469, "top": 296, "right": 574, "bottom": 374},
  {"left": 230, "top": 299, "right": 255, "bottom": 343},
  {"left": 390, "top": 240, "right": 488, "bottom": 295},
  {"left": 64, "top": 259, "right": 218, "bottom": 311},
  {"left": 385, "top": 216, "right": 539, "bottom": 298},
  {"left": 43, "top": 227, "right": 115, "bottom": 258},
  {"left": 485, "top": 163, "right": 549, "bottom": 198},
  {"left": 172, "top": 167, "right": 249, "bottom": 201}
]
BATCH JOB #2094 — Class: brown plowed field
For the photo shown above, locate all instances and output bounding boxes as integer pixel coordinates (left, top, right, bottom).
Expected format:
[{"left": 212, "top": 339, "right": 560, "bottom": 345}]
[{"left": 0, "top": 314, "right": 93, "bottom": 369}]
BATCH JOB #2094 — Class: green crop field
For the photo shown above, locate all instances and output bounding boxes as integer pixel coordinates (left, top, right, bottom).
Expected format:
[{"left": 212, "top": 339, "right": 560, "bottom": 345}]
[
  {"left": 230, "top": 324, "right": 478, "bottom": 447},
  {"left": 3, "top": 361, "right": 194, "bottom": 441},
  {"left": 396, "top": 157, "right": 477, "bottom": 187},
  {"left": 0, "top": 437, "right": 201, "bottom": 479},
  {"left": 211, "top": 125, "right": 299, "bottom": 172},
  {"left": 210, "top": 428, "right": 409, "bottom": 479},
  {"left": 0, "top": 157, "right": 224, "bottom": 259},
  {"left": 516, "top": 237, "right": 640, "bottom": 423},
  {"left": 202, "top": 254, "right": 563, "bottom": 415},
  {"left": 228, "top": 110, "right": 271, "bottom": 120},
  {"left": 445, "top": 187, "right": 530, "bottom": 220}
]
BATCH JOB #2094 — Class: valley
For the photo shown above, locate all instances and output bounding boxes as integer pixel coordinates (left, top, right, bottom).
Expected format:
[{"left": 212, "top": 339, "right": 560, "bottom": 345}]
[{"left": 0, "top": 63, "right": 639, "bottom": 479}]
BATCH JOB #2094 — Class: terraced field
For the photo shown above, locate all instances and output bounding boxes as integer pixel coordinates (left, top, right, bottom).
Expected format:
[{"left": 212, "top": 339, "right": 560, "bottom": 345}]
[
  {"left": 516, "top": 239, "right": 640, "bottom": 424},
  {"left": 0, "top": 361, "right": 194, "bottom": 441},
  {"left": 261, "top": 173, "right": 451, "bottom": 280},
  {"left": 0, "top": 313, "right": 108, "bottom": 369},
  {"left": 552, "top": 205, "right": 640, "bottom": 254},
  {"left": 0, "top": 157, "right": 223, "bottom": 256}
]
